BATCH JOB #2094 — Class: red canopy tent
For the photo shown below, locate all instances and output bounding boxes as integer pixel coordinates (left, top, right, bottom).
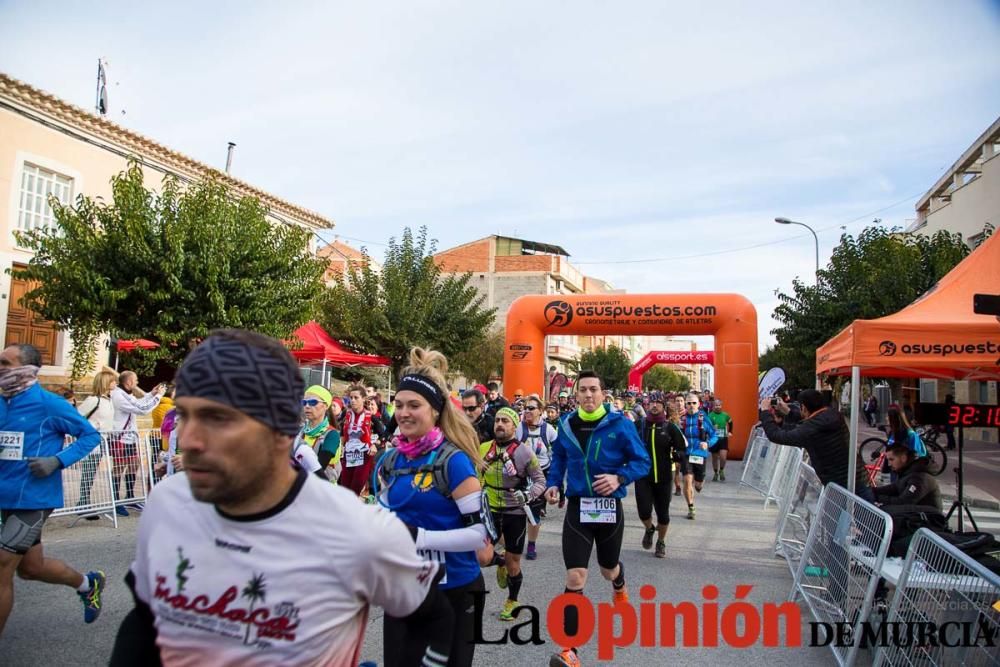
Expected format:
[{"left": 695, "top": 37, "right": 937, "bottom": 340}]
[
  {"left": 289, "top": 321, "right": 390, "bottom": 367},
  {"left": 116, "top": 339, "right": 160, "bottom": 352}
]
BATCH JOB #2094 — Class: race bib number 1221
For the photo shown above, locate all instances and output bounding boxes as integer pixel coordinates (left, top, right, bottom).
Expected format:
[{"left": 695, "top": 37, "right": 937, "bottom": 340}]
[{"left": 0, "top": 431, "right": 25, "bottom": 461}]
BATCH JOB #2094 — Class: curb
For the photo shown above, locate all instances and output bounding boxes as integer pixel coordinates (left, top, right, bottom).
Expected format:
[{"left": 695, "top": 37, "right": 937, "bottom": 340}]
[{"left": 940, "top": 493, "right": 1000, "bottom": 511}]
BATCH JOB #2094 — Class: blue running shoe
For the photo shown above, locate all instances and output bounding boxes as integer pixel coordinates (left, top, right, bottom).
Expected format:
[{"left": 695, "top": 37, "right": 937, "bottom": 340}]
[
  {"left": 115, "top": 506, "right": 129, "bottom": 517},
  {"left": 79, "top": 571, "right": 106, "bottom": 623}
]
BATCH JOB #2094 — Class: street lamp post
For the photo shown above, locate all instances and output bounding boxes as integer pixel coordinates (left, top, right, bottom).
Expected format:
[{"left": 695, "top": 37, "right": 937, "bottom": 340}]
[{"left": 775, "top": 217, "right": 819, "bottom": 285}]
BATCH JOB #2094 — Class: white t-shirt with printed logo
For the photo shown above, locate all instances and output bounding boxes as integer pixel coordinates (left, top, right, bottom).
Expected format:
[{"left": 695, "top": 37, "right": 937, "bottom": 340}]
[{"left": 130, "top": 470, "right": 436, "bottom": 666}]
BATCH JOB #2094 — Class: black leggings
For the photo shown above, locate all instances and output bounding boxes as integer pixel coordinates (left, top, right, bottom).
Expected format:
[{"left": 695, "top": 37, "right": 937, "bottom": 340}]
[
  {"left": 562, "top": 497, "right": 624, "bottom": 570},
  {"left": 634, "top": 477, "right": 672, "bottom": 526},
  {"left": 383, "top": 572, "right": 484, "bottom": 667}
]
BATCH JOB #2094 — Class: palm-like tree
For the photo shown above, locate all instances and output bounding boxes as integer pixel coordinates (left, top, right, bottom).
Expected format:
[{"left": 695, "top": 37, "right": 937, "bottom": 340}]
[{"left": 241, "top": 573, "right": 267, "bottom": 645}]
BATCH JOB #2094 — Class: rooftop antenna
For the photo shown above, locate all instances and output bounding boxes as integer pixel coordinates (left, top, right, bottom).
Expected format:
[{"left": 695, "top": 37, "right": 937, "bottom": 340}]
[
  {"left": 95, "top": 58, "right": 109, "bottom": 116},
  {"left": 225, "top": 142, "right": 236, "bottom": 174}
]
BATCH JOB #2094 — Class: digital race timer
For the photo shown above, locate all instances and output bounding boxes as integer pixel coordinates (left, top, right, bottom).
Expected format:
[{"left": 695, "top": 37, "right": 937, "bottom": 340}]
[{"left": 916, "top": 402, "right": 1000, "bottom": 428}]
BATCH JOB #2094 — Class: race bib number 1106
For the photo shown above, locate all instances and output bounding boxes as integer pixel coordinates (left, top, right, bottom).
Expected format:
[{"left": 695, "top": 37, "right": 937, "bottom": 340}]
[{"left": 580, "top": 497, "right": 617, "bottom": 523}]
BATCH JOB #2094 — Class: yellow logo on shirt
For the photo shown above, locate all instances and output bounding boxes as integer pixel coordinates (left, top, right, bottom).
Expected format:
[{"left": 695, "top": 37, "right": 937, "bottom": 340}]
[{"left": 413, "top": 471, "right": 435, "bottom": 491}]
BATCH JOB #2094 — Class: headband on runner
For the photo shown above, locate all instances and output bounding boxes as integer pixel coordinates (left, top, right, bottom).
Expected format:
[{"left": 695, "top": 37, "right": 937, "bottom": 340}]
[
  {"left": 175, "top": 333, "right": 304, "bottom": 436},
  {"left": 397, "top": 374, "right": 446, "bottom": 413}
]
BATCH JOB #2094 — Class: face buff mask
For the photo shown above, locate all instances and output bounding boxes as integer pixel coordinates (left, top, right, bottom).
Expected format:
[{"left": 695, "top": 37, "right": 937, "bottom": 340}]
[
  {"left": 577, "top": 404, "right": 607, "bottom": 422},
  {"left": 0, "top": 365, "right": 40, "bottom": 398}
]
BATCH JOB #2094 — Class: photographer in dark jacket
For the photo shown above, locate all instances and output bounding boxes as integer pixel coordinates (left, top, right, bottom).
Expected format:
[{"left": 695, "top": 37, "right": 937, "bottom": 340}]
[{"left": 759, "top": 389, "right": 873, "bottom": 502}]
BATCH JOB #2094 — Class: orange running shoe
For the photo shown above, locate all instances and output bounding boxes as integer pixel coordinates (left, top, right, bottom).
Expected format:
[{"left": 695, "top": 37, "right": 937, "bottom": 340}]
[
  {"left": 613, "top": 587, "right": 629, "bottom": 605},
  {"left": 549, "top": 648, "right": 582, "bottom": 667}
]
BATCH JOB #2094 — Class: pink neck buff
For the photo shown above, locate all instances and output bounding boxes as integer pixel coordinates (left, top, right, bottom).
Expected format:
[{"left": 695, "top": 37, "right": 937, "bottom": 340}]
[{"left": 393, "top": 427, "right": 445, "bottom": 458}]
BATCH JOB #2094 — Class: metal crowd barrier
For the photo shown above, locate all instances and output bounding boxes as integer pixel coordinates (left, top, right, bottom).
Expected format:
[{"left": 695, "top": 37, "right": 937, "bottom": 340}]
[
  {"left": 774, "top": 460, "right": 824, "bottom": 576},
  {"left": 789, "top": 483, "right": 893, "bottom": 667},
  {"left": 51, "top": 429, "right": 162, "bottom": 524},
  {"left": 740, "top": 426, "right": 782, "bottom": 495},
  {"left": 51, "top": 435, "right": 119, "bottom": 526},
  {"left": 873, "top": 528, "right": 1000, "bottom": 667},
  {"left": 764, "top": 445, "right": 804, "bottom": 509}
]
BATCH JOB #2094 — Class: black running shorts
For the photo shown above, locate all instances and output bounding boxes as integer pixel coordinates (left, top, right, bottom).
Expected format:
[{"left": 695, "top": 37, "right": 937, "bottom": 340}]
[
  {"left": 709, "top": 437, "right": 729, "bottom": 453},
  {"left": 680, "top": 456, "right": 707, "bottom": 483},
  {"left": 562, "top": 497, "right": 624, "bottom": 570},
  {"left": 0, "top": 509, "right": 52, "bottom": 555},
  {"left": 492, "top": 511, "right": 528, "bottom": 555}
]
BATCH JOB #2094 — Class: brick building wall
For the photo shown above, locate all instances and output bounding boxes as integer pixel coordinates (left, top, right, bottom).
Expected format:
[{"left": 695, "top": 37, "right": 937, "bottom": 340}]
[{"left": 434, "top": 239, "right": 491, "bottom": 273}]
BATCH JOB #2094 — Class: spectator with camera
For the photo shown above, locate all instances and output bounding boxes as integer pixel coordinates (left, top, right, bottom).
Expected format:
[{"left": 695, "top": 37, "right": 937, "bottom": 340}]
[
  {"left": 110, "top": 371, "right": 165, "bottom": 516},
  {"left": 759, "top": 389, "right": 873, "bottom": 501}
]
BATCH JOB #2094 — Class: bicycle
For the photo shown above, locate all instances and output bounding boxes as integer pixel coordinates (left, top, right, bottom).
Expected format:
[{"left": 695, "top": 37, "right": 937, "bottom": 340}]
[{"left": 859, "top": 428, "right": 947, "bottom": 487}]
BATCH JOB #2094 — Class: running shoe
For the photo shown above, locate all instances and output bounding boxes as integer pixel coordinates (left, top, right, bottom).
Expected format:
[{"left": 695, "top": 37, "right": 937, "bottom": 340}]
[
  {"left": 79, "top": 570, "right": 106, "bottom": 623},
  {"left": 115, "top": 506, "right": 129, "bottom": 517},
  {"left": 712, "top": 472, "right": 719, "bottom": 481},
  {"left": 499, "top": 598, "right": 519, "bottom": 621},
  {"left": 128, "top": 502, "right": 145, "bottom": 511},
  {"left": 526, "top": 543, "right": 537, "bottom": 560},
  {"left": 496, "top": 564, "right": 508, "bottom": 589},
  {"left": 613, "top": 586, "right": 629, "bottom": 605},
  {"left": 673, "top": 487, "right": 681, "bottom": 496},
  {"left": 655, "top": 540, "right": 666, "bottom": 559},
  {"left": 719, "top": 470, "right": 726, "bottom": 482},
  {"left": 687, "top": 506, "right": 695, "bottom": 520},
  {"left": 550, "top": 648, "right": 581, "bottom": 667},
  {"left": 641, "top": 526, "right": 655, "bottom": 550}
]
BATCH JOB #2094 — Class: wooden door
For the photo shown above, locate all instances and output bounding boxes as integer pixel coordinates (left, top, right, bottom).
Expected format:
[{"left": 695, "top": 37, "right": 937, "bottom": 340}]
[{"left": 5, "top": 264, "right": 58, "bottom": 365}]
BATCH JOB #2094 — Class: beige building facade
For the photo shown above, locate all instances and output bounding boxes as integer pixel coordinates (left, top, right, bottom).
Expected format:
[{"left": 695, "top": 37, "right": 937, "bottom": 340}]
[
  {"left": 906, "top": 116, "right": 999, "bottom": 442},
  {"left": 0, "top": 73, "right": 332, "bottom": 383},
  {"left": 907, "top": 116, "right": 999, "bottom": 248}
]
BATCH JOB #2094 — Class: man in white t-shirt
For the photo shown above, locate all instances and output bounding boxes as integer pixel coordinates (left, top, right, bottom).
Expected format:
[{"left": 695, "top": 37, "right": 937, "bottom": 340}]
[
  {"left": 111, "top": 330, "right": 453, "bottom": 667},
  {"left": 110, "top": 372, "right": 164, "bottom": 514},
  {"left": 516, "top": 396, "right": 558, "bottom": 561}
]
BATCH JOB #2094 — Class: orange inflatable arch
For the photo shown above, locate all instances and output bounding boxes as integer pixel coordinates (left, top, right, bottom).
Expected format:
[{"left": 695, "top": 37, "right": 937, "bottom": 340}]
[{"left": 504, "top": 293, "right": 758, "bottom": 459}]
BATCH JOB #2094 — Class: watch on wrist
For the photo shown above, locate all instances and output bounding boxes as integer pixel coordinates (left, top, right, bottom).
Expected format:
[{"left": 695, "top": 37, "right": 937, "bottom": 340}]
[{"left": 616, "top": 474, "right": 626, "bottom": 486}]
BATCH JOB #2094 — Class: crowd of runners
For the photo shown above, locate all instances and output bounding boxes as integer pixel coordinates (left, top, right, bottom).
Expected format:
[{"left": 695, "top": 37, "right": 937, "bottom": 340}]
[{"left": 0, "top": 334, "right": 736, "bottom": 667}]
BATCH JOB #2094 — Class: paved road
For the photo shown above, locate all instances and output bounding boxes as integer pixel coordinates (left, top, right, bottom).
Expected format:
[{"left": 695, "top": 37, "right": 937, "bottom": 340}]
[{"left": 1, "top": 469, "right": 840, "bottom": 666}]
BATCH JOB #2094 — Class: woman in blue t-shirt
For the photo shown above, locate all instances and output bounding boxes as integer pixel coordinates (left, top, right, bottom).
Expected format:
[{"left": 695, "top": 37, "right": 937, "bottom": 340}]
[{"left": 376, "top": 347, "right": 490, "bottom": 667}]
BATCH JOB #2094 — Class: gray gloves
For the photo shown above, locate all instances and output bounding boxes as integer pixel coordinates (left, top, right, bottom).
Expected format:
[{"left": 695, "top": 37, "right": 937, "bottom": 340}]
[{"left": 26, "top": 456, "right": 61, "bottom": 478}]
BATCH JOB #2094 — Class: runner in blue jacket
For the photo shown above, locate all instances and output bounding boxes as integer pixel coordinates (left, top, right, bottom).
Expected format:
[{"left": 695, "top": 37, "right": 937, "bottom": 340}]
[
  {"left": 544, "top": 370, "right": 649, "bottom": 667},
  {"left": 0, "top": 344, "right": 106, "bottom": 637}
]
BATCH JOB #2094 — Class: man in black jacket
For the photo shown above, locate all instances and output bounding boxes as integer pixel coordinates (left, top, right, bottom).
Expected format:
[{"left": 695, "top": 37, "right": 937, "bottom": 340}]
[
  {"left": 759, "top": 389, "right": 874, "bottom": 502},
  {"left": 461, "top": 389, "right": 495, "bottom": 443},
  {"left": 875, "top": 446, "right": 942, "bottom": 510},
  {"left": 633, "top": 398, "right": 687, "bottom": 558}
]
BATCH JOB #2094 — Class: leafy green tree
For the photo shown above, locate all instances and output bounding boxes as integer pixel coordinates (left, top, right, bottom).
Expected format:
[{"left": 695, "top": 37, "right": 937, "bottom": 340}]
[
  {"left": 451, "top": 327, "right": 505, "bottom": 385},
  {"left": 12, "top": 161, "right": 327, "bottom": 378},
  {"left": 643, "top": 365, "right": 692, "bottom": 392},
  {"left": 320, "top": 227, "right": 496, "bottom": 377},
  {"left": 570, "top": 344, "right": 632, "bottom": 391},
  {"left": 770, "top": 224, "right": 971, "bottom": 389}
]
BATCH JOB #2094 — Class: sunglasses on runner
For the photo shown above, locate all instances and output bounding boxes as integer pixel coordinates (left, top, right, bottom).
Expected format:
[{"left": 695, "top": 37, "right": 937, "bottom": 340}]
[
  {"left": 463, "top": 405, "right": 480, "bottom": 413},
  {"left": 301, "top": 399, "right": 324, "bottom": 407},
  {"left": 686, "top": 401, "right": 698, "bottom": 405}
]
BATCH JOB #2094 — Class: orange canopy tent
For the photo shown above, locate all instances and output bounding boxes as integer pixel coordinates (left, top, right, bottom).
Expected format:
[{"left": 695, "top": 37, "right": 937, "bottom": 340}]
[
  {"left": 816, "top": 231, "right": 1000, "bottom": 382},
  {"left": 815, "top": 231, "right": 1000, "bottom": 493}
]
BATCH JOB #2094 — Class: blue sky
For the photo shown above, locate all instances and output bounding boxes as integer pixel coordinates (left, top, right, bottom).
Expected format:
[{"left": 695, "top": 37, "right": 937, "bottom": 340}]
[{"left": 2, "top": 1, "right": 999, "bottom": 350}]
